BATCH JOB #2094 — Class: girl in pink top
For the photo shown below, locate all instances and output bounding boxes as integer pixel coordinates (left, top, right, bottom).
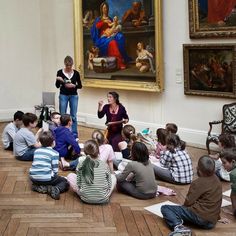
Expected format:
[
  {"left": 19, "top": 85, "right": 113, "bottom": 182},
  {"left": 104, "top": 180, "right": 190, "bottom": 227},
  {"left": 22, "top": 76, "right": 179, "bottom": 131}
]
[{"left": 92, "top": 130, "right": 114, "bottom": 173}]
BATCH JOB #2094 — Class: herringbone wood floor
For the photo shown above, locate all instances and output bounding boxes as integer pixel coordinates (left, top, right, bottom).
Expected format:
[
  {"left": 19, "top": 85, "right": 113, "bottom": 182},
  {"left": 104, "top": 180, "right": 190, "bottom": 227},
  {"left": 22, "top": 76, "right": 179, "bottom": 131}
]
[{"left": 0, "top": 123, "right": 235, "bottom": 236}]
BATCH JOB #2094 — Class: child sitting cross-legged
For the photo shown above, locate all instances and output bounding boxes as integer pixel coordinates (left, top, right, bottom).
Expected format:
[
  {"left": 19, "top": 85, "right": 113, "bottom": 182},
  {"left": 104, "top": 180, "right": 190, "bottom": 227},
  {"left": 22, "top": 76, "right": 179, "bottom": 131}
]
[
  {"left": 220, "top": 148, "right": 236, "bottom": 217},
  {"left": 161, "top": 155, "right": 222, "bottom": 236},
  {"left": 116, "top": 142, "right": 157, "bottom": 200},
  {"left": 153, "top": 133, "right": 193, "bottom": 184},
  {"left": 67, "top": 140, "right": 116, "bottom": 204},
  {"left": 29, "top": 131, "right": 69, "bottom": 200}
]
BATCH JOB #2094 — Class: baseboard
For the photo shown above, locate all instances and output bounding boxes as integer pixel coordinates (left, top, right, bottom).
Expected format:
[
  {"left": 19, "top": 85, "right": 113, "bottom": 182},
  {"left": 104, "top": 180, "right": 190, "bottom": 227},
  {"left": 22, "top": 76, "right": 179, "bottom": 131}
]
[{"left": 78, "top": 112, "right": 217, "bottom": 149}]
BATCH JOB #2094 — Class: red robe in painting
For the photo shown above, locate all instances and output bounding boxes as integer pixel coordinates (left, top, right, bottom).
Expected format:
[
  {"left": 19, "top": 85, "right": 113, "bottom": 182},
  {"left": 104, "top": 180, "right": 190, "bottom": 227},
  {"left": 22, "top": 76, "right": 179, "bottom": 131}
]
[{"left": 208, "top": 0, "right": 236, "bottom": 23}]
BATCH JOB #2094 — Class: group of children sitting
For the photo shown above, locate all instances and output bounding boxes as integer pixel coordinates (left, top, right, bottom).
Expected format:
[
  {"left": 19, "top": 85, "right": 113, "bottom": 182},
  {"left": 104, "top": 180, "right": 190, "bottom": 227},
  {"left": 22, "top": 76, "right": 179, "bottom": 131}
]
[{"left": 2, "top": 111, "right": 236, "bottom": 236}]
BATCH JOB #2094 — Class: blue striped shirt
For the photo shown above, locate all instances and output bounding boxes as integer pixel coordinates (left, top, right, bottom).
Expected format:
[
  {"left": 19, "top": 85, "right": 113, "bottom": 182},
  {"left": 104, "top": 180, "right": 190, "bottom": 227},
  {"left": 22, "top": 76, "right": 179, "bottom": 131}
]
[{"left": 29, "top": 147, "right": 59, "bottom": 182}]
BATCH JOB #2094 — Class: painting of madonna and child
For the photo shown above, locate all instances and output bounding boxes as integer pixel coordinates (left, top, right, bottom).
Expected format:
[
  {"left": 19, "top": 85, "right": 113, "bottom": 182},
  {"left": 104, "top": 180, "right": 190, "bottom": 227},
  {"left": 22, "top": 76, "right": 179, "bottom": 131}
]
[
  {"left": 81, "top": 0, "right": 159, "bottom": 83},
  {"left": 183, "top": 45, "right": 236, "bottom": 98}
]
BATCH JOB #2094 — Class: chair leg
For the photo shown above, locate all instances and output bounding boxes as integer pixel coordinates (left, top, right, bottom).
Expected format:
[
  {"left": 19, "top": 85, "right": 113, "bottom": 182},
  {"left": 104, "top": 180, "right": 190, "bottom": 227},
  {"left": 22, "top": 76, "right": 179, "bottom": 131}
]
[{"left": 206, "top": 139, "right": 211, "bottom": 155}]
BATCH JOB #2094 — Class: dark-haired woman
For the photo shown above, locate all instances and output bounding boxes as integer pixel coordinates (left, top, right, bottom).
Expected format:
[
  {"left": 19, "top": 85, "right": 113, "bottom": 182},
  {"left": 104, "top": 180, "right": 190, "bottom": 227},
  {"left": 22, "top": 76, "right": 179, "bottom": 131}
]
[
  {"left": 116, "top": 142, "right": 157, "bottom": 200},
  {"left": 97, "top": 91, "right": 129, "bottom": 151}
]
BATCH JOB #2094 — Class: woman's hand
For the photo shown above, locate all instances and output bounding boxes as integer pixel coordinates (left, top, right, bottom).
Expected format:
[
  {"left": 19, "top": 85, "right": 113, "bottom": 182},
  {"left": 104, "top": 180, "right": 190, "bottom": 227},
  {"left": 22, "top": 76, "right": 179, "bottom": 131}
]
[
  {"left": 123, "top": 119, "right": 129, "bottom": 124},
  {"left": 65, "top": 83, "right": 76, "bottom": 89},
  {"left": 56, "top": 76, "right": 64, "bottom": 82},
  {"left": 98, "top": 100, "right": 104, "bottom": 111}
]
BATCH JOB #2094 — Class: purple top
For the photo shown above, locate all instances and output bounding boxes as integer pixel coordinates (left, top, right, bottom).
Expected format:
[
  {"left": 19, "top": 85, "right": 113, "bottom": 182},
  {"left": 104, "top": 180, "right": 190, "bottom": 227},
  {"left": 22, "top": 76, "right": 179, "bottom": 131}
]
[{"left": 97, "top": 104, "right": 129, "bottom": 136}]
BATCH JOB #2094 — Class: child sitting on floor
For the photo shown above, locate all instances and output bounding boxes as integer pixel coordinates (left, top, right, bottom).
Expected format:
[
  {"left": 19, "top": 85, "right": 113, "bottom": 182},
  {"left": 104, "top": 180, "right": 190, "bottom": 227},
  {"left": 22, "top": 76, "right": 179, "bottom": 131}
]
[
  {"left": 48, "top": 112, "right": 61, "bottom": 135},
  {"left": 153, "top": 133, "right": 193, "bottom": 184},
  {"left": 67, "top": 140, "right": 116, "bottom": 204},
  {"left": 2, "top": 110, "right": 24, "bottom": 151},
  {"left": 54, "top": 114, "right": 81, "bottom": 164},
  {"left": 13, "top": 113, "right": 41, "bottom": 161},
  {"left": 116, "top": 142, "right": 157, "bottom": 200},
  {"left": 29, "top": 131, "right": 69, "bottom": 200},
  {"left": 161, "top": 155, "right": 222, "bottom": 236},
  {"left": 210, "top": 133, "right": 235, "bottom": 181},
  {"left": 220, "top": 148, "right": 236, "bottom": 217}
]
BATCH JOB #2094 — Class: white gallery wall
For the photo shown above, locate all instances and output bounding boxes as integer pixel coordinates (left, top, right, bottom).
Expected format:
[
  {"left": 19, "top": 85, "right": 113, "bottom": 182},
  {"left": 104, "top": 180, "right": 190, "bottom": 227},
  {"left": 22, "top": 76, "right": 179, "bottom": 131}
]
[
  {"left": 0, "top": 0, "right": 42, "bottom": 119},
  {"left": 1, "top": 0, "right": 235, "bottom": 147}
]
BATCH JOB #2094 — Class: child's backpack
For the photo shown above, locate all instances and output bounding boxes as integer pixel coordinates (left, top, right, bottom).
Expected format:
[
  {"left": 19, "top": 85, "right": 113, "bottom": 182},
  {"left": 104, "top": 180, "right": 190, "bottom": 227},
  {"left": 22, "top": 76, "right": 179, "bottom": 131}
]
[{"left": 37, "top": 106, "right": 50, "bottom": 128}]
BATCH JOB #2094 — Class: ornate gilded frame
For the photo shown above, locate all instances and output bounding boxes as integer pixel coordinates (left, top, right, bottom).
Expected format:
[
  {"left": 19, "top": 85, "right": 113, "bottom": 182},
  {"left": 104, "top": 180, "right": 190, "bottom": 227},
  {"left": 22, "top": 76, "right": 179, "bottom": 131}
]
[
  {"left": 189, "top": 0, "right": 236, "bottom": 38},
  {"left": 73, "top": 0, "right": 163, "bottom": 92},
  {"left": 183, "top": 44, "right": 236, "bottom": 98}
]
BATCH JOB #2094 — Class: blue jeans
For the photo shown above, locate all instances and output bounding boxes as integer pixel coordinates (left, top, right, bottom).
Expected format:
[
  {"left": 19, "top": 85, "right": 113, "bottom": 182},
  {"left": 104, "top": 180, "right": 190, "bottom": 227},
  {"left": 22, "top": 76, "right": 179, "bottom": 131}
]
[
  {"left": 161, "top": 205, "right": 214, "bottom": 230},
  {"left": 59, "top": 94, "right": 78, "bottom": 137},
  {"left": 16, "top": 147, "right": 36, "bottom": 161}
]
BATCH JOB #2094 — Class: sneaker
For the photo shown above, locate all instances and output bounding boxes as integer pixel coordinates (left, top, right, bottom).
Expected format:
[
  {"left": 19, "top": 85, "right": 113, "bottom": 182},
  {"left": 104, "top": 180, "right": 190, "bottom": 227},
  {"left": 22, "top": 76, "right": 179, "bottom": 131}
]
[
  {"left": 32, "top": 184, "right": 48, "bottom": 194},
  {"left": 169, "top": 225, "right": 192, "bottom": 236},
  {"left": 47, "top": 186, "right": 60, "bottom": 200}
]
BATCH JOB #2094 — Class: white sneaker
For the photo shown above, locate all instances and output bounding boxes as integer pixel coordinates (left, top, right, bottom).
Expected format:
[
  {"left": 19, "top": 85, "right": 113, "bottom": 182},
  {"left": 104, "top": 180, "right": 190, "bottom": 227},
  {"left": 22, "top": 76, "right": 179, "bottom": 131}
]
[{"left": 169, "top": 225, "right": 192, "bottom": 236}]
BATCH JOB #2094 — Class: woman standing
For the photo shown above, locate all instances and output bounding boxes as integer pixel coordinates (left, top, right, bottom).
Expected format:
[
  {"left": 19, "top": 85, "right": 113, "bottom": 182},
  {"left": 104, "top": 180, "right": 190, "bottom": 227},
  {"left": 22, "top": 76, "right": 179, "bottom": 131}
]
[
  {"left": 97, "top": 91, "right": 129, "bottom": 151},
  {"left": 55, "top": 56, "right": 82, "bottom": 138}
]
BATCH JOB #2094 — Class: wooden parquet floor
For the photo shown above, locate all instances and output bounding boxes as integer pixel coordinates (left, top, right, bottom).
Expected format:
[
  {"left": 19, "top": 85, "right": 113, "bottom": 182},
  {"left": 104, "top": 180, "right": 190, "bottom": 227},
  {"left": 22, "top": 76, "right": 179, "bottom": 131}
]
[{"left": 0, "top": 124, "right": 235, "bottom": 236}]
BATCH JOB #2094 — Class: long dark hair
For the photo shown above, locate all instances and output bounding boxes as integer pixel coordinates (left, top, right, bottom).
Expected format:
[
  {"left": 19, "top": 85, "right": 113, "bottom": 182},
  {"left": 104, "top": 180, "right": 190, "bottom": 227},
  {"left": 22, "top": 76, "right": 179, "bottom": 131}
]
[
  {"left": 108, "top": 91, "right": 120, "bottom": 105},
  {"left": 166, "top": 133, "right": 186, "bottom": 153},
  {"left": 131, "top": 142, "right": 149, "bottom": 165}
]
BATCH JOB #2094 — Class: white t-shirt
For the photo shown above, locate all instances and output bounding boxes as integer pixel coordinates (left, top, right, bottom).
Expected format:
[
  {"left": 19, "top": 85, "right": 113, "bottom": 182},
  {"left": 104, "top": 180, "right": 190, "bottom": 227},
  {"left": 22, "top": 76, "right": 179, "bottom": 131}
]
[
  {"left": 13, "top": 128, "right": 36, "bottom": 156},
  {"left": 2, "top": 122, "right": 19, "bottom": 149}
]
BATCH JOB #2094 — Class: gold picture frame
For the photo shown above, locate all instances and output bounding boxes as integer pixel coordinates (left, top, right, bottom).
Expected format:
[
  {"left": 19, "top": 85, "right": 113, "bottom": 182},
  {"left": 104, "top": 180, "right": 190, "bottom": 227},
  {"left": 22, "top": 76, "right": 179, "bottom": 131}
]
[
  {"left": 73, "top": 0, "right": 163, "bottom": 92},
  {"left": 189, "top": 0, "right": 236, "bottom": 38},
  {"left": 183, "top": 44, "right": 236, "bottom": 98}
]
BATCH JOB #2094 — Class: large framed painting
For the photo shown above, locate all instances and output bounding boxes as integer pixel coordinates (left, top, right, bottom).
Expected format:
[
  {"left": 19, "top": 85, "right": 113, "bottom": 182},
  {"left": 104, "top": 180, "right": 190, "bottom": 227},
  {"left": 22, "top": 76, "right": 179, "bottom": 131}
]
[
  {"left": 183, "top": 44, "right": 236, "bottom": 98},
  {"left": 73, "top": 0, "right": 163, "bottom": 92},
  {"left": 189, "top": 0, "right": 236, "bottom": 38}
]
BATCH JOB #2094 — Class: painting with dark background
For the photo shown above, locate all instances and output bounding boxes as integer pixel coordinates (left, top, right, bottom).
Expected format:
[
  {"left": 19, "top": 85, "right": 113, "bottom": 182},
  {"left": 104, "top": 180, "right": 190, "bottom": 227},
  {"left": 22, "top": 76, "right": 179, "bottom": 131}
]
[{"left": 82, "top": 0, "right": 156, "bottom": 82}]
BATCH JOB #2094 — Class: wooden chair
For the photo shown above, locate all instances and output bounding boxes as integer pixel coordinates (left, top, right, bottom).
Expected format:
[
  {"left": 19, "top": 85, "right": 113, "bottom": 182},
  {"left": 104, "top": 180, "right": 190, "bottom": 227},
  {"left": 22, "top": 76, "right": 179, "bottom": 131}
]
[{"left": 206, "top": 102, "right": 236, "bottom": 154}]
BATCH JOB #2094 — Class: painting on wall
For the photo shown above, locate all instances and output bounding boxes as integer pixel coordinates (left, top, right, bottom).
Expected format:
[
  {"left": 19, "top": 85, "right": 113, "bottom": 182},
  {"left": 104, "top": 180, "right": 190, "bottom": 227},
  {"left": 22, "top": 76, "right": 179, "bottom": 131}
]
[
  {"left": 189, "top": 0, "right": 236, "bottom": 38},
  {"left": 73, "top": 0, "right": 163, "bottom": 92},
  {"left": 183, "top": 44, "right": 236, "bottom": 98}
]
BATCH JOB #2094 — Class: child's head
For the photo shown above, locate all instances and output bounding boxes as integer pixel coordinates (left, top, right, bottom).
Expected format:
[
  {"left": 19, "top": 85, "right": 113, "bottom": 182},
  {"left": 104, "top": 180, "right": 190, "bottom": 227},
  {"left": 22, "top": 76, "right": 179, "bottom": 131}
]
[
  {"left": 218, "top": 133, "right": 236, "bottom": 149},
  {"left": 22, "top": 113, "right": 38, "bottom": 128},
  {"left": 13, "top": 111, "right": 24, "bottom": 128},
  {"left": 60, "top": 114, "right": 72, "bottom": 127},
  {"left": 50, "top": 112, "right": 61, "bottom": 126},
  {"left": 197, "top": 155, "right": 215, "bottom": 177},
  {"left": 220, "top": 147, "right": 236, "bottom": 172},
  {"left": 113, "top": 16, "right": 118, "bottom": 22},
  {"left": 165, "top": 123, "right": 178, "bottom": 134},
  {"left": 156, "top": 128, "right": 168, "bottom": 146},
  {"left": 39, "top": 131, "right": 55, "bottom": 147},
  {"left": 122, "top": 124, "right": 136, "bottom": 139},
  {"left": 84, "top": 139, "right": 99, "bottom": 159},
  {"left": 92, "top": 130, "right": 105, "bottom": 146},
  {"left": 131, "top": 142, "right": 149, "bottom": 165},
  {"left": 166, "top": 133, "right": 185, "bottom": 153}
]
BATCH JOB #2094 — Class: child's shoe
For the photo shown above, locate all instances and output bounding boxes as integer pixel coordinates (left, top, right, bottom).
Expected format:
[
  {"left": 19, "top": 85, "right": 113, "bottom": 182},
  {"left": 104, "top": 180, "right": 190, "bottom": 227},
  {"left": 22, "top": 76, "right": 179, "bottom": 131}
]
[
  {"left": 47, "top": 186, "right": 60, "bottom": 200},
  {"left": 32, "top": 184, "right": 48, "bottom": 194},
  {"left": 169, "top": 225, "right": 192, "bottom": 236}
]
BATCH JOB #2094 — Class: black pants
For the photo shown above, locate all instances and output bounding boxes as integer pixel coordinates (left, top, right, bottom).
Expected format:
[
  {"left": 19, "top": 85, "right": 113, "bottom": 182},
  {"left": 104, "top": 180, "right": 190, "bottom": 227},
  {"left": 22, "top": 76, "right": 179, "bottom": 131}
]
[
  {"left": 5, "top": 142, "right": 13, "bottom": 151},
  {"left": 117, "top": 181, "right": 156, "bottom": 200},
  {"left": 31, "top": 175, "right": 69, "bottom": 193}
]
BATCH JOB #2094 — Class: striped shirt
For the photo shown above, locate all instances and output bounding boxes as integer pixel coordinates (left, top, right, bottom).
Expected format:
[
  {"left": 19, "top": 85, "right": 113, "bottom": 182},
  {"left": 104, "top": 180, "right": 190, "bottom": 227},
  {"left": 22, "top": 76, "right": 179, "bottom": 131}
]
[
  {"left": 77, "top": 157, "right": 112, "bottom": 204},
  {"left": 160, "top": 148, "right": 193, "bottom": 184},
  {"left": 29, "top": 147, "right": 59, "bottom": 182}
]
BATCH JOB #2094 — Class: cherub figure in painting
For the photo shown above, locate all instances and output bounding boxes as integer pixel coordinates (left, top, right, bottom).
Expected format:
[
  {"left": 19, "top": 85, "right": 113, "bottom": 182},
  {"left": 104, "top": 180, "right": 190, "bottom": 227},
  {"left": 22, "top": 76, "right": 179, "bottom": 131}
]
[{"left": 87, "top": 46, "right": 99, "bottom": 70}]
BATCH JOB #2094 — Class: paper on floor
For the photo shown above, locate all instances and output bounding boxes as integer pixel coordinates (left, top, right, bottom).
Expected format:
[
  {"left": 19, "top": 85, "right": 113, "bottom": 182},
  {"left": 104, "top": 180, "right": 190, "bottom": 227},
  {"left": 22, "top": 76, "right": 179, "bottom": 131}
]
[{"left": 144, "top": 200, "right": 179, "bottom": 218}]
